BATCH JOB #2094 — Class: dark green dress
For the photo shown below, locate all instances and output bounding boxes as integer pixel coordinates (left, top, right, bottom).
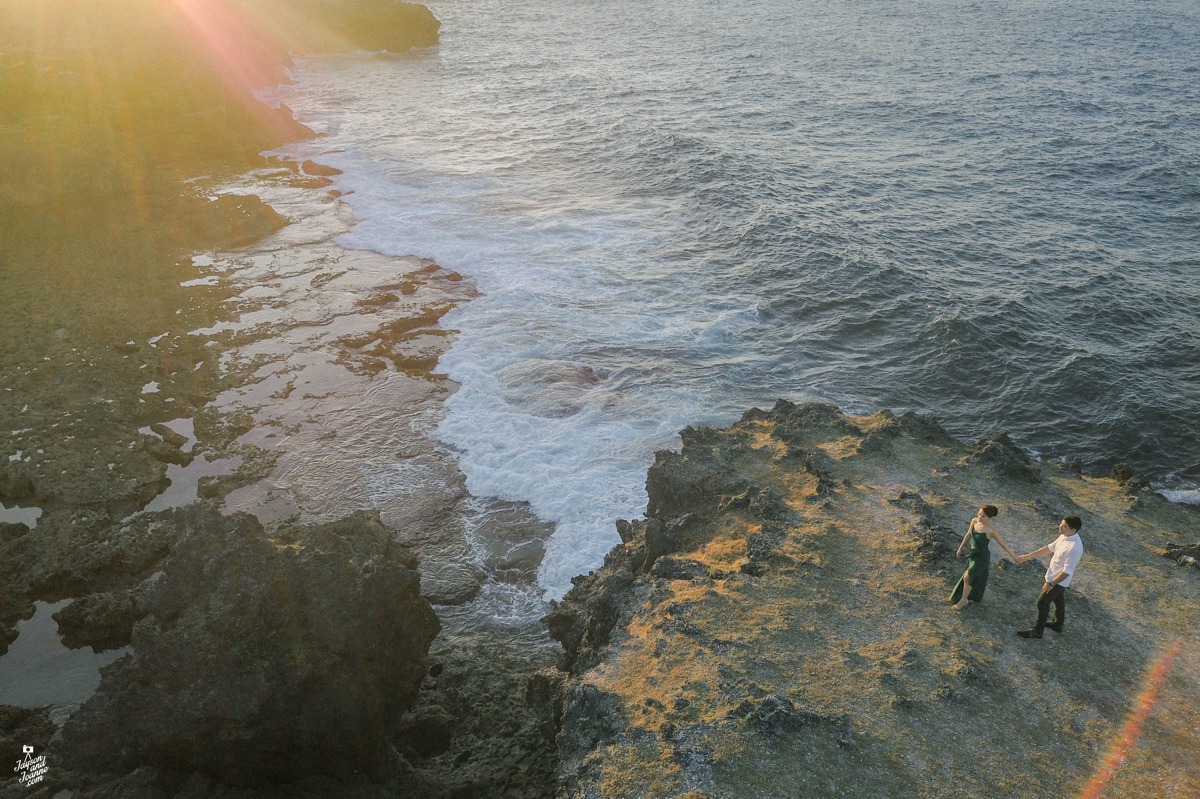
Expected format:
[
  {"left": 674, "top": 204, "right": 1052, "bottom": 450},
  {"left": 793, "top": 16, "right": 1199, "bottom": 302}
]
[{"left": 949, "top": 526, "right": 990, "bottom": 604}]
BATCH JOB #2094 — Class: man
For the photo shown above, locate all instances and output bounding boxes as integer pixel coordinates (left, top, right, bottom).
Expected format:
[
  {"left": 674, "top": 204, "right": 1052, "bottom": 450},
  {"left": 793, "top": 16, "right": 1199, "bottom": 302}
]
[{"left": 1016, "top": 516, "right": 1084, "bottom": 639}]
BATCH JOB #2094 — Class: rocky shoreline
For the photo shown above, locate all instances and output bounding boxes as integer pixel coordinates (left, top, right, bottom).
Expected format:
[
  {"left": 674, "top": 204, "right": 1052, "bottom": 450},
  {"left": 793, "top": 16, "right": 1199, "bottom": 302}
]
[
  {"left": 533, "top": 401, "right": 1200, "bottom": 798},
  {"left": 12, "top": 380, "right": 1200, "bottom": 798},
  {"left": 2, "top": 3, "right": 561, "bottom": 797},
  {"left": 4, "top": 3, "right": 1199, "bottom": 798}
]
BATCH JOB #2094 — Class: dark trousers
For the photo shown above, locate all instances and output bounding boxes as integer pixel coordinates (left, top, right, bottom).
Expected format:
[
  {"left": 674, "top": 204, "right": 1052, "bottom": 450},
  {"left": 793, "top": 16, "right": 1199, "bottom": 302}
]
[{"left": 1034, "top": 584, "right": 1066, "bottom": 632}]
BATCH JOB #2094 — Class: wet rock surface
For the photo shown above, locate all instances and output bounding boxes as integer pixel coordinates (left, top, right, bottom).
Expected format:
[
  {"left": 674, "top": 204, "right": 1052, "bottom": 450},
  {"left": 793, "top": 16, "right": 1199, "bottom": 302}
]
[
  {"left": 396, "top": 640, "right": 558, "bottom": 799},
  {"left": 56, "top": 508, "right": 439, "bottom": 786},
  {"left": 0, "top": 5, "right": 561, "bottom": 797},
  {"left": 52, "top": 586, "right": 150, "bottom": 653},
  {"left": 420, "top": 560, "right": 486, "bottom": 606}
]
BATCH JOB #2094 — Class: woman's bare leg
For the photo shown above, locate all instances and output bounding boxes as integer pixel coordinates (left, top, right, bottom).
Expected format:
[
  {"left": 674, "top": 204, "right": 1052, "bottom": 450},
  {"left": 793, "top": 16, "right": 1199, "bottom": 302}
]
[{"left": 952, "top": 571, "right": 972, "bottom": 610}]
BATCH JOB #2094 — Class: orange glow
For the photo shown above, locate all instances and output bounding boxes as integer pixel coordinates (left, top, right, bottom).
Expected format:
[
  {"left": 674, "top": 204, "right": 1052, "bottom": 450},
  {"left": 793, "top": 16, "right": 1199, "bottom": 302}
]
[
  {"left": 1078, "top": 639, "right": 1182, "bottom": 799},
  {"left": 171, "top": 0, "right": 286, "bottom": 95}
]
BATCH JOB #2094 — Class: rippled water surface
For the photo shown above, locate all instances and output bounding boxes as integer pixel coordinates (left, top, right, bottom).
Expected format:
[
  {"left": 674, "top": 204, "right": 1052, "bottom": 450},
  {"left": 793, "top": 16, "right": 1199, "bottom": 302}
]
[{"left": 279, "top": 0, "right": 1200, "bottom": 597}]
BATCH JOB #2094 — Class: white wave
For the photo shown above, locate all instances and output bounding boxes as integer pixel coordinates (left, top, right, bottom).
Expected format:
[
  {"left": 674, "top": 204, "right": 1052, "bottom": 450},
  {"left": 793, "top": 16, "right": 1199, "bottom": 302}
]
[{"left": 1160, "top": 488, "right": 1200, "bottom": 506}]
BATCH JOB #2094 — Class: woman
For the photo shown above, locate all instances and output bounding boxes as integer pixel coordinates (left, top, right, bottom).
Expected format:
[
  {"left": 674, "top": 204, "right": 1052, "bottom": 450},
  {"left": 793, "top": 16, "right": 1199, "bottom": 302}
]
[{"left": 950, "top": 505, "right": 1018, "bottom": 610}]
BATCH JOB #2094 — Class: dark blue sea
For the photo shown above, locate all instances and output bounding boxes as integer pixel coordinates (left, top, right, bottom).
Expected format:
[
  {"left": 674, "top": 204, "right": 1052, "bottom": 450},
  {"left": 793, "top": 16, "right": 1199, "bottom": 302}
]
[{"left": 276, "top": 0, "right": 1200, "bottom": 596}]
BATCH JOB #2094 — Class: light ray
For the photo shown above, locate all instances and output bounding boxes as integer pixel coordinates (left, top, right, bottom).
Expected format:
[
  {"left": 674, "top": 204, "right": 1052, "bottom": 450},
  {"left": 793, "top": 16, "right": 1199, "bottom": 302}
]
[
  {"left": 170, "top": 0, "right": 285, "bottom": 95},
  {"left": 1078, "top": 638, "right": 1183, "bottom": 799}
]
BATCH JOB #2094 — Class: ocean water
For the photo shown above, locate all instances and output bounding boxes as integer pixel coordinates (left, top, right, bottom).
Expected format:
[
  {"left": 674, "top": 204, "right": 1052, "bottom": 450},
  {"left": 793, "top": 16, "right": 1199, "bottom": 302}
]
[{"left": 277, "top": 0, "right": 1200, "bottom": 598}]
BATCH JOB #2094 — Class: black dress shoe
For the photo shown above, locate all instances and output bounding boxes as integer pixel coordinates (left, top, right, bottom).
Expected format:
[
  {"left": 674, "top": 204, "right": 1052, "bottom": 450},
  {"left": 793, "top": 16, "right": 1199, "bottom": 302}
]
[
  {"left": 1047, "top": 622, "right": 1063, "bottom": 633},
  {"left": 1017, "top": 629, "right": 1043, "bottom": 639}
]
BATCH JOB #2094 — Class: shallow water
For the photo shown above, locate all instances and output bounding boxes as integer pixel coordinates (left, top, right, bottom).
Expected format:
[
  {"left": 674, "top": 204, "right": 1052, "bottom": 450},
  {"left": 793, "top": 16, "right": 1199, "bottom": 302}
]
[
  {"left": 275, "top": 0, "right": 1200, "bottom": 598},
  {"left": 0, "top": 502, "right": 41, "bottom": 528},
  {"left": 0, "top": 600, "right": 130, "bottom": 723}
]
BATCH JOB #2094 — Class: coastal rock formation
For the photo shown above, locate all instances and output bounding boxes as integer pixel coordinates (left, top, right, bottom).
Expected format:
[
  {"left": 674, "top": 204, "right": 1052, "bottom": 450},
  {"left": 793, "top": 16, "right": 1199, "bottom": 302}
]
[
  {"left": 236, "top": 0, "right": 441, "bottom": 55},
  {"left": 956, "top": 430, "right": 1042, "bottom": 482},
  {"left": 58, "top": 507, "right": 439, "bottom": 787},
  {"left": 52, "top": 586, "right": 149, "bottom": 653},
  {"left": 539, "top": 401, "right": 1200, "bottom": 799},
  {"left": 0, "top": 508, "right": 174, "bottom": 657},
  {"left": 0, "top": 707, "right": 53, "bottom": 776},
  {"left": 1163, "top": 541, "right": 1199, "bottom": 569}
]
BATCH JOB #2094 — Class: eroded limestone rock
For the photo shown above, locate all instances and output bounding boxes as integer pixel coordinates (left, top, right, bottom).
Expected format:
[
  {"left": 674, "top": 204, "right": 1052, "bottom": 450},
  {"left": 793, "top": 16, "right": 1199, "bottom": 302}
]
[{"left": 59, "top": 508, "right": 438, "bottom": 786}]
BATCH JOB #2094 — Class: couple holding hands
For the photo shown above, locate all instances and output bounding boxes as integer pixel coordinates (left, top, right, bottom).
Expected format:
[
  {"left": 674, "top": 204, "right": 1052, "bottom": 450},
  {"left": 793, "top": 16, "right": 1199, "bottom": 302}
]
[{"left": 949, "top": 504, "right": 1085, "bottom": 640}]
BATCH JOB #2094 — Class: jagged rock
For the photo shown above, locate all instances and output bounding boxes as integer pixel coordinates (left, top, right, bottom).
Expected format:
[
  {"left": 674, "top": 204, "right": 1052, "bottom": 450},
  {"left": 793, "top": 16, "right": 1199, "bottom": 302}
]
[
  {"left": 958, "top": 432, "right": 1041, "bottom": 482},
  {"left": 890, "top": 491, "right": 951, "bottom": 563},
  {"left": 903, "top": 519, "right": 958, "bottom": 565},
  {"left": 139, "top": 433, "right": 193, "bottom": 467},
  {"left": 15, "top": 510, "right": 173, "bottom": 601},
  {"left": 889, "top": 490, "right": 936, "bottom": 524},
  {"left": 788, "top": 448, "right": 838, "bottom": 497},
  {"left": 0, "top": 607, "right": 27, "bottom": 658},
  {"left": 538, "top": 401, "right": 1200, "bottom": 797},
  {"left": 190, "top": 194, "right": 290, "bottom": 250},
  {"left": 645, "top": 445, "right": 747, "bottom": 526},
  {"left": 29, "top": 447, "right": 170, "bottom": 516},
  {"left": 858, "top": 410, "right": 904, "bottom": 453},
  {"left": 52, "top": 585, "right": 149, "bottom": 652},
  {"left": 897, "top": 411, "right": 957, "bottom": 446},
  {"left": 738, "top": 561, "right": 767, "bottom": 577},
  {"left": 1110, "top": 462, "right": 1152, "bottom": 495},
  {"left": 767, "top": 402, "right": 859, "bottom": 453},
  {"left": 745, "top": 533, "right": 772, "bottom": 563},
  {"left": 393, "top": 640, "right": 558, "bottom": 799},
  {"left": 716, "top": 484, "right": 795, "bottom": 520},
  {"left": 542, "top": 546, "right": 636, "bottom": 675},
  {"left": 748, "top": 487, "right": 797, "bottom": 522},
  {"left": 660, "top": 616, "right": 704, "bottom": 638},
  {"left": 769, "top": 400, "right": 858, "bottom": 433},
  {"left": 671, "top": 724, "right": 716, "bottom": 791},
  {"left": 557, "top": 684, "right": 625, "bottom": 755},
  {"left": 398, "top": 708, "right": 459, "bottom": 758},
  {"left": 727, "top": 695, "right": 827, "bottom": 736},
  {"left": 650, "top": 556, "right": 709, "bottom": 581},
  {"left": 0, "top": 462, "right": 35, "bottom": 503},
  {"left": 0, "top": 522, "right": 27, "bottom": 544},
  {"left": 1, "top": 706, "right": 55, "bottom": 777},
  {"left": 58, "top": 507, "right": 439, "bottom": 785},
  {"left": 790, "top": 446, "right": 836, "bottom": 475},
  {"left": 1163, "top": 542, "right": 1200, "bottom": 569},
  {"left": 526, "top": 670, "right": 566, "bottom": 745}
]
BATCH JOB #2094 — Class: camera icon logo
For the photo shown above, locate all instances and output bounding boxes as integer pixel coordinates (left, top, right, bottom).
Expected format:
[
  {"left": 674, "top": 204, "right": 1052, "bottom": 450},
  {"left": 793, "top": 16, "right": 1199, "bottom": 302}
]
[{"left": 22, "top": 746, "right": 33, "bottom": 755}]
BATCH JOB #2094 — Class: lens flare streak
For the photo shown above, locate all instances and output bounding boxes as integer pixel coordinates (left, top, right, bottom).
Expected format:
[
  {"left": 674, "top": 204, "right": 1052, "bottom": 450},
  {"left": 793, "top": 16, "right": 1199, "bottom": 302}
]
[{"left": 1078, "top": 639, "right": 1183, "bottom": 799}]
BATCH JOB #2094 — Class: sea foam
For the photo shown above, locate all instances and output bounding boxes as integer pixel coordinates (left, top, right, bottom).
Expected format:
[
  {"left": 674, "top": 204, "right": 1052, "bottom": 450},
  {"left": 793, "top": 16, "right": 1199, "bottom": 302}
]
[{"left": 276, "top": 0, "right": 1200, "bottom": 599}]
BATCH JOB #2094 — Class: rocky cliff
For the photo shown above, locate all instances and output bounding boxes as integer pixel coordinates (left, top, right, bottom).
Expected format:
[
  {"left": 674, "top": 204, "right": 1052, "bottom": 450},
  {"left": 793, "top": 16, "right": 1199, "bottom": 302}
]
[
  {"left": 57, "top": 508, "right": 439, "bottom": 789},
  {"left": 539, "top": 401, "right": 1200, "bottom": 799},
  {"left": 0, "top": 3, "right": 454, "bottom": 796}
]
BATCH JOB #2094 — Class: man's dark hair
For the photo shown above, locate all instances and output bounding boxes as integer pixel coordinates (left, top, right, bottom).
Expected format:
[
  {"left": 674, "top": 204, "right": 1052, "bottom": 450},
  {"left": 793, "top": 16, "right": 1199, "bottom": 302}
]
[
  {"left": 982, "top": 505, "right": 999, "bottom": 518},
  {"left": 1063, "top": 516, "right": 1082, "bottom": 532}
]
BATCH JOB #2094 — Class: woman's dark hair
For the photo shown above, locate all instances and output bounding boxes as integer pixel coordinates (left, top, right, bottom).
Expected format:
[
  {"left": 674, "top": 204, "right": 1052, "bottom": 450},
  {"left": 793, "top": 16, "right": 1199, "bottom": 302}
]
[
  {"left": 1063, "top": 516, "right": 1082, "bottom": 531},
  {"left": 981, "top": 505, "right": 999, "bottom": 518}
]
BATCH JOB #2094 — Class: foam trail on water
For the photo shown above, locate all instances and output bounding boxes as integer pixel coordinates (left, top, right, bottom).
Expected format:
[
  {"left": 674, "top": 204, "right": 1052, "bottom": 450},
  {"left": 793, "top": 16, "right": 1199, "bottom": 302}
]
[
  {"left": 275, "top": 0, "right": 1200, "bottom": 599},
  {"left": 1159, "top": 488, "right": 1200, "bottom": 506},
  {"left": 290, "top": 137, "right": 743, "bottom": 599}
]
